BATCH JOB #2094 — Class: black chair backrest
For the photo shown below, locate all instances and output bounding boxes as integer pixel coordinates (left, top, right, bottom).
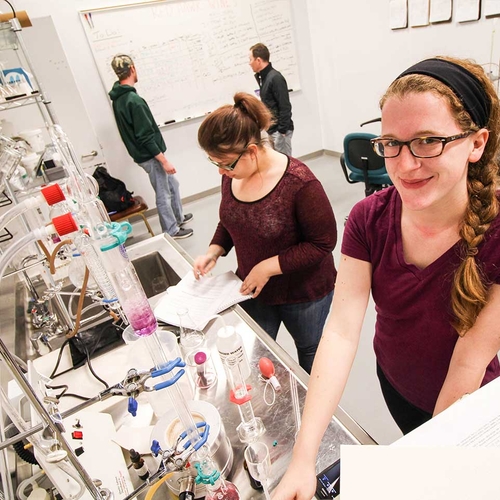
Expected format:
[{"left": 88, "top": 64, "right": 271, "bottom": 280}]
[{"left": 347, "top": 138, "right": 386, "bottom": 171}]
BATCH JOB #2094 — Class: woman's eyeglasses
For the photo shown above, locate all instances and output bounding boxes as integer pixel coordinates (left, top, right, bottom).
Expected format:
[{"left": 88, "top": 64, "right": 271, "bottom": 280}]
[
  {"left": 208, "top": 149, "right": 246, "bottom": 171},
  {"left": 207, "top": 143, "right": 258, "bottom": 171},
  {"left": 371, "top": 131, "right": 473, "bottom": 159}
]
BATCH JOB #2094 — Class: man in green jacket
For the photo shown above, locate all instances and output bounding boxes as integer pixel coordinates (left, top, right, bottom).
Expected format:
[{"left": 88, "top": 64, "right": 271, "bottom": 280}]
[{"left": 109, "top": 54, "right": 193, "bottom": 239}]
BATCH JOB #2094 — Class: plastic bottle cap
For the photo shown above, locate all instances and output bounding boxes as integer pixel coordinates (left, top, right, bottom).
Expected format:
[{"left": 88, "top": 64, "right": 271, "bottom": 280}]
[
  {"left": 41, "top": 183, "right": 65, "bottom": 205},
  {"left": 194, "top": 351, "right": 207, "bottom": 365},
  {"left": 217, "top": 326, "right": 235, "bottom": 338},
  {"left": 51, "top": 213, "right": 78, "bottom": 236}
]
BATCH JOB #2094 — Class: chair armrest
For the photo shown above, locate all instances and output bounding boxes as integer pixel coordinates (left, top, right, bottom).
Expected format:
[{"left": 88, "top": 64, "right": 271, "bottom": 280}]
[{"left": 340, "top": 153, "right": 359, "bottom": 185}]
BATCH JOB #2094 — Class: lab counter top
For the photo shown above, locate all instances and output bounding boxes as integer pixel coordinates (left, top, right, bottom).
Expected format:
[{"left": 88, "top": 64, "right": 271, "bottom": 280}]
[{"left": 32, "top": 234, "right": 376, "bottom": 499}]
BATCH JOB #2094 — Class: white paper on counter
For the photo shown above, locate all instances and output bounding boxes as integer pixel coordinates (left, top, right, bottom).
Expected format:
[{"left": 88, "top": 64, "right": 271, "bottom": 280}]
[
  {"left": 394, "top": 376, "right": 500, "bottom": 447},
  {"left": 340, "top": 445, "right": 500, "bottom": 499}
]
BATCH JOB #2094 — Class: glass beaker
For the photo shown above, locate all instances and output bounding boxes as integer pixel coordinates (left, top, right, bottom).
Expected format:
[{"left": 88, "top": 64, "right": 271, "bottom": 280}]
[
  {"left": 184, "top": 343, "right": 217, "bottom": 390},
  {"left": 177, "top": 309, "right": 217, "bottom": 389},
  {"left": 244, "top": 442, "right": 272, "bottom": 500}
]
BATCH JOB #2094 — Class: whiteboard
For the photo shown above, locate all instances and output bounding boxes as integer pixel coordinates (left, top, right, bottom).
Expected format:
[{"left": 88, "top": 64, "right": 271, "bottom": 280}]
[{"left": 80, "top": 0, "right": 300, "bottom": 125}]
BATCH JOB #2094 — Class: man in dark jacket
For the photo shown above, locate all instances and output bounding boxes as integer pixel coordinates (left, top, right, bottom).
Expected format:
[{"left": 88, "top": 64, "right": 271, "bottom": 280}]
[
  {"left": 109, "top": 54, "right": 193, "bottom": 239},
  {"left": 249, "top": 43, "right": 294, "bottom": 155}
]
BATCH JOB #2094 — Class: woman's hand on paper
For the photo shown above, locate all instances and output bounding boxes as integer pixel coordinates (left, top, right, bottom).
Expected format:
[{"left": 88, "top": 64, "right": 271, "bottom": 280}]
[
  {"left": 193, "top": 253, "right": 218, "bottom": 279},
  {"left": 240, "top": 259, "right": 279, "bottom": 298}
]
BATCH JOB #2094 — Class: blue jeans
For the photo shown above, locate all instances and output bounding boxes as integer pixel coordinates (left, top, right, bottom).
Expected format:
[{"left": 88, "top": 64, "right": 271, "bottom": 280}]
[
  {"left": 240, "top": 291, "right": 333, "bottom": 373},
  {"left": 138, "top": 157, "right": 184, "bottom": 236},
  {"left": 270, "top": 130, "right": 293, "bottom": 156}
]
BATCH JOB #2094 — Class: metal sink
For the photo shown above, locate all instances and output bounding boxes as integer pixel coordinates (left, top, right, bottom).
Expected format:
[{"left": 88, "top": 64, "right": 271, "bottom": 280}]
[
  {"left": 131, "top": 251, "right": 181, "bottom": 298},
  {"left": 10, "top": 246, "right": 182, "bottom": 362}
]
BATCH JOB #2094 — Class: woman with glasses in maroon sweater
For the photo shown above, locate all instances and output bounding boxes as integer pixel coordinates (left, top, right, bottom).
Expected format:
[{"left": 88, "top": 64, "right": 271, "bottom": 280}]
[{"left": 194, "top": 92, "right": 337, "bottom": 373}]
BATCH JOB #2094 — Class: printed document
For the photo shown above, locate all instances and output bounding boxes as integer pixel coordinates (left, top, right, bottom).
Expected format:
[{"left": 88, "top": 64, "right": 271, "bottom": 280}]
[
  {"left": 340, "top": 377, "right": 500, "bottom": 499},
  {"left": 154, "top": 271, "right": 252, "bottom": 329}
]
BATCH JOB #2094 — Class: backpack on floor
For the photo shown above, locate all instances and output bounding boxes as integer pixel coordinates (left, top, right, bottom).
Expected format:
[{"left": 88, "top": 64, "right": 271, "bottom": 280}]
[{"left": 92, "top": 166, "right": 135, "bottom": 213}]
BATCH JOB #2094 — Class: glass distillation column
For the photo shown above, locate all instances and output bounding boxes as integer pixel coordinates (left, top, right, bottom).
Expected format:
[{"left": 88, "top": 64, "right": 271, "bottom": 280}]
[{"left": 98, "top": 221, "right": 201, "bottom": 447}]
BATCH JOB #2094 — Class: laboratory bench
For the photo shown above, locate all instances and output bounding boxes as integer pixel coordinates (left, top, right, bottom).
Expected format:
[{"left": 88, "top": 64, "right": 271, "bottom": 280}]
[{"left": 6, "top": 234, "right": 376, "bottom": 499}]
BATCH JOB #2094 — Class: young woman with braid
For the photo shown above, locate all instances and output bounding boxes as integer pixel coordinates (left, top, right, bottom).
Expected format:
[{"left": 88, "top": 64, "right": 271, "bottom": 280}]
[{"left": 274, "top": 56, "right": 500, "bottom": 500}]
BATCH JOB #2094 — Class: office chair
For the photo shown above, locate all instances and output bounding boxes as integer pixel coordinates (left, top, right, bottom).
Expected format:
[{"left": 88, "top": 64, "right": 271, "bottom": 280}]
[{"left": 340, "top": 132, "right": 392, "bottom": 197}]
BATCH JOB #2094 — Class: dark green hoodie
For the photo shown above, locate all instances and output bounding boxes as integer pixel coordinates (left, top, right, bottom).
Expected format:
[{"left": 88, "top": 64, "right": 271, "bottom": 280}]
[{"left": 109, "top": 82, "right": 166, "bottom": 164}]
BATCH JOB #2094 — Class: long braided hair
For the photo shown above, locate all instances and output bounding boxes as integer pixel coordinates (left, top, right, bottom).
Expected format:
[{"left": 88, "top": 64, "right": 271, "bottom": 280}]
[{"left": 380, "top": 57, "right": 500, "bottom": 335}]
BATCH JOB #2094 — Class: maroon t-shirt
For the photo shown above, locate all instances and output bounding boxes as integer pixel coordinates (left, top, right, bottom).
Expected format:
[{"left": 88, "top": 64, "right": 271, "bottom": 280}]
[
  {"left": 342, "top": 186, "right": 500, "bottom": 413},
  {"left": 210, "top": 157, "right": 337, "bottom": 305}
]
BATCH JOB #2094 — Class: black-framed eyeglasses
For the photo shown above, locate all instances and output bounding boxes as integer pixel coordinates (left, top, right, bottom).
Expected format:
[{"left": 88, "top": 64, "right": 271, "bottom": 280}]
[
  {"left": 371, "top": 131, "right": 473, "bottom": 159},
  {"left": 207, "top": 143, "right": 257, "bottom": 171}
]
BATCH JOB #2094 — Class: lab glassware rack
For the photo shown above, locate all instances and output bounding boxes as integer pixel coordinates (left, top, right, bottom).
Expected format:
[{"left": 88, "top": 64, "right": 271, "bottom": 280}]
[
  {"left": 0, "top": 16, "right": 60, "bottom": 241},
  {"left": 0, "top": 18, "right": 106, "bottom": 500}
]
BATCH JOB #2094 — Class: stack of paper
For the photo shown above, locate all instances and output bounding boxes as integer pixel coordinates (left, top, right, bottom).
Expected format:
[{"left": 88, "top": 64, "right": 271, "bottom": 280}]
[
  {"left": 340, "top": 377, "right": 500, "bottom": 499},
  {"left": 154, "top": 271, "right": 252, "bottom": 329}
]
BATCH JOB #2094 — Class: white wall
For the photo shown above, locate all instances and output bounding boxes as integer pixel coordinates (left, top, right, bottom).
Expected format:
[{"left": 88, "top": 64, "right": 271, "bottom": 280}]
[
  {"left": 10, "top": 0, "right": 322, "bottom": 208},
  {"left": 307, "top": 0, "right": 500, "bottom": 151}
]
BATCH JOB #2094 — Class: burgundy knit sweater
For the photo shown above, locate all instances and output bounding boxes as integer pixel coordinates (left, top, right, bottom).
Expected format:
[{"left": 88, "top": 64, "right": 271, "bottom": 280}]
[{"left": 210, "top": 157, "right": 337, "bottom": 305}]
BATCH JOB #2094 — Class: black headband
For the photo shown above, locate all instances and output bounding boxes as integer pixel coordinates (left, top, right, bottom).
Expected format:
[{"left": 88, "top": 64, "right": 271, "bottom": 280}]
[{"left": 397, "top": 58, "right": 490, "bottom": 128}]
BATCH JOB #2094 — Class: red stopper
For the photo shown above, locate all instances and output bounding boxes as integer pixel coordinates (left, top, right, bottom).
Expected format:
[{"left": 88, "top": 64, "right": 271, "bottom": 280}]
[
  {"left": 40, "top": 184, "right": 65, "bottom": 205},
  {"left": 51, "top": 213, "right": 78, "bottom": 236}
]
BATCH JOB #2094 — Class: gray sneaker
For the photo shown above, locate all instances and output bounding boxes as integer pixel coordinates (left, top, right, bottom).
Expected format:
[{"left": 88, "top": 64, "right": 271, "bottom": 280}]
[
  {"left": 172, "top": 227, "right": 193, "bottom": 239},
  {"left": 181, "top": 213, "right": 194, "bottom": 226}
]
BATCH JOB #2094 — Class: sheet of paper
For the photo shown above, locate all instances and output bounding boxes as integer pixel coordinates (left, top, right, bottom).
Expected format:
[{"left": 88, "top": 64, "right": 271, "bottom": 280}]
[
  {"left": 389, "top": 0, "right": 408, "bottom": 29},
  {"left": 113, "top": 425, "right": 155, "bottom": 456},
  {"left": 484, "top": 0, "right": 500, "bottom": 16},
  {"left": 456, "top": 0, "right": 481, "bottom": 21},
  {"left": 340, "top": 445, "right": 500, "bottom": 499},
  {"left": 429, "top": 0, "right": 452, "bottom": 22},
  {"left": 154, "top": 271, "right": 251, "bottom": 329},
  {"left": 409, "top": 0, "right": 430, "bottom": 26},
  {"left": 393, "top": 377, "right": 500, "bottom": 447}
]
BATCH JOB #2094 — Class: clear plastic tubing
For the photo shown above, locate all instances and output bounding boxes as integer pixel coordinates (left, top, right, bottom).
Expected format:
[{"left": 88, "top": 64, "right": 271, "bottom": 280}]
[
  {"left": 0, "top": 214, "right": 78, "bottom": 280},
  {"left": 0, "top": 197, "right": 36, "bottom": 234},
  {"left": 0, "top": 231, "right": 40, "bottom": 279},
  {"left": 0, "top": 184, "right": 66, "bottom": 237}
]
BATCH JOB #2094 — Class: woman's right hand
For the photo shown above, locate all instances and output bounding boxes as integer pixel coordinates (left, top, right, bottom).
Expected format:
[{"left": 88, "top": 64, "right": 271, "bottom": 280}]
[
  {"left": 272, "top": 455, "right": 317, "bottom": 500},
  {"left": 193, "top": 253, "right": 218, "bottom": 279}
]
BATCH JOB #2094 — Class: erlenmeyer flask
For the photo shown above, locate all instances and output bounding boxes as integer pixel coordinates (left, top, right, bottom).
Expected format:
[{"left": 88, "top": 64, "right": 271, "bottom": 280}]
[
  {"left": 177, "top": 307, "right": 204, "bottom": 351},
  {"left": 196, "top": 453, "right": 241, "bottom": 500}
]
